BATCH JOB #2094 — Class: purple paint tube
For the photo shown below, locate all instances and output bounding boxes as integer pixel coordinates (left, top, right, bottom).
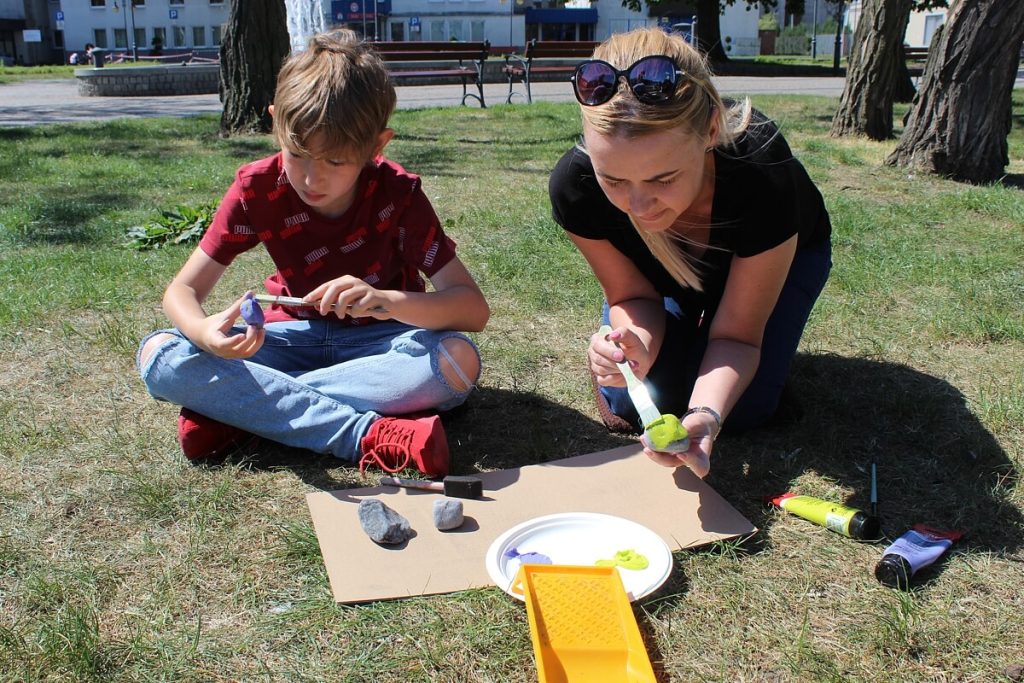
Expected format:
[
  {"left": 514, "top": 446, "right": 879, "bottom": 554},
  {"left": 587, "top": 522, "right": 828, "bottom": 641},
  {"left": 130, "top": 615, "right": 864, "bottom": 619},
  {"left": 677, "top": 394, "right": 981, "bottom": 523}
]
[{"left": 875, "top": 524, "right": 963, "bottom": 589}]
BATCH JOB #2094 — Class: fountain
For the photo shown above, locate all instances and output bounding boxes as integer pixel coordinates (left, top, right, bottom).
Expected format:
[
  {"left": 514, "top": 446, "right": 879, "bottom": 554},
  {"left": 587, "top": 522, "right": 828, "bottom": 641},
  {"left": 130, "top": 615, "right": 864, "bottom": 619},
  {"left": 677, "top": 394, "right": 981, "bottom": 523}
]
[{"left": 285, "top": 0, "right": 327, "bottom": 53}]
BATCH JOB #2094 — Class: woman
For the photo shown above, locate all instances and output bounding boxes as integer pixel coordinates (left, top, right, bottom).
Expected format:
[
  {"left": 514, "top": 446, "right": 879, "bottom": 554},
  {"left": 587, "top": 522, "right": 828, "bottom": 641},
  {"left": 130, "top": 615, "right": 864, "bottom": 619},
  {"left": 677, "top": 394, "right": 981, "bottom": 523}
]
[{"left": 549, "top": 27, "right": 832, "bottom": 478}]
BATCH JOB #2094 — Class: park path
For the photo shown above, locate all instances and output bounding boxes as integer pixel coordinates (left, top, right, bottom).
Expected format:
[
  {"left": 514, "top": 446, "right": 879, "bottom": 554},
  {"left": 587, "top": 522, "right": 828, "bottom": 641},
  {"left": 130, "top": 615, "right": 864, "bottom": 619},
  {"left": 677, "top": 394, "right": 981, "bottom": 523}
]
[
  {"left": 3, "top": 73, "right": 1021, "bottom": 128},
  {"left": 0, "top": 76, "right": 849, "bottom": 128}
]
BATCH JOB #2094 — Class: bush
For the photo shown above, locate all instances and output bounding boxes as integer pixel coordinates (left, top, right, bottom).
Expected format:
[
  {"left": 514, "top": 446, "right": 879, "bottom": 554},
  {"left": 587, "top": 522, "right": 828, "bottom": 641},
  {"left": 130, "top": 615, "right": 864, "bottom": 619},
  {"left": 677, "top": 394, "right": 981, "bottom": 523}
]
[
  {"left": 126, "top": 203, "right": 216, "bottom": 250},
  {"left": 758, "top": 14, "right": 779, "bottom": 32}
]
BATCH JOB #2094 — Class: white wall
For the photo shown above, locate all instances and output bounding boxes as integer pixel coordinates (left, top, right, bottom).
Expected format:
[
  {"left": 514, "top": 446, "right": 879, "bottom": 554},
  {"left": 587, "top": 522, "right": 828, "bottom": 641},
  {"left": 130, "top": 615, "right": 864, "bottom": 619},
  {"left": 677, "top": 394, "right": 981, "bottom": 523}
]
[
  {"left": 718, "top": 2, "right": 760, "bottom": 57},
  {"left": 58, "top": 0, "right": 229, "bottom": 55}
]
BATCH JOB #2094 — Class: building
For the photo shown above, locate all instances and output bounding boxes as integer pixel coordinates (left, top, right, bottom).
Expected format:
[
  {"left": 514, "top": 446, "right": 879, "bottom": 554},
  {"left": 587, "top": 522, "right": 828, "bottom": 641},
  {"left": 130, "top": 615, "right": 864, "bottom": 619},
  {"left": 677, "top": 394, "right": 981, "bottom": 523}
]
[
  {"left": 43, "top": 0, "right": 758, "bottom": 66},
  {"left": 846, "top": 1, "right": 947, "bottom": 48}
]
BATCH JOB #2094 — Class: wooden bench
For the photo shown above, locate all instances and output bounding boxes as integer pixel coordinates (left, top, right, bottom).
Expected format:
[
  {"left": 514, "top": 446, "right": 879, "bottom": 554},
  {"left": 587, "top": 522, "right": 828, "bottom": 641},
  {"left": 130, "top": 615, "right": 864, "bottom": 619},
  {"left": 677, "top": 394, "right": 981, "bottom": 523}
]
[
  {"left": 502, "top": 40, "right": 599, "bottom": 104},
  {"left": 904, "top": 46, "right": 929, "bottom": 62},
  {"left": 370, "top": 41, "right": 490, "bottom": 107}
]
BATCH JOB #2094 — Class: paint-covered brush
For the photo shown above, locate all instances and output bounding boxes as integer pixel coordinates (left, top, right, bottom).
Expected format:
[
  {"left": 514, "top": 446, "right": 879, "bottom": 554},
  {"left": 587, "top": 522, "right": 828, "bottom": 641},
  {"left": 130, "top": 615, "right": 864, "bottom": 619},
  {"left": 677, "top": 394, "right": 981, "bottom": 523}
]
[
  {"left": 597, "top": 325, "right": 689, "bottom": 453},
  {"left": 379, "top": 475, "right": 484, "bottom": 500}
]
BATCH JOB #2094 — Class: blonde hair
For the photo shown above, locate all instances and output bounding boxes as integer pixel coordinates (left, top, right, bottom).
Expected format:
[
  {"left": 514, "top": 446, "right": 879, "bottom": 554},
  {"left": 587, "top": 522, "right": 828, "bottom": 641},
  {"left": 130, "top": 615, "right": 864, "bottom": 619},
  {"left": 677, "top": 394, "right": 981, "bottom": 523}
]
[
  {"left": 273, "top": 30, "right": 396, "bottom": 160},
  {"left": 580, "top": 27, "right": 752, "bottom": 292}
]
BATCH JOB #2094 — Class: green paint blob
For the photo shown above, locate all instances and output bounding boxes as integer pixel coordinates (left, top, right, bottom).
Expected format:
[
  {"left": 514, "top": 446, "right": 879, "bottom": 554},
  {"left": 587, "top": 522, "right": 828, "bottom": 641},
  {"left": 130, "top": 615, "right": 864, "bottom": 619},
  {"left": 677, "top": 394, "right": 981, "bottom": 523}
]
[{"left": 595, "top": 549, "right": 650, "bottom": 570}]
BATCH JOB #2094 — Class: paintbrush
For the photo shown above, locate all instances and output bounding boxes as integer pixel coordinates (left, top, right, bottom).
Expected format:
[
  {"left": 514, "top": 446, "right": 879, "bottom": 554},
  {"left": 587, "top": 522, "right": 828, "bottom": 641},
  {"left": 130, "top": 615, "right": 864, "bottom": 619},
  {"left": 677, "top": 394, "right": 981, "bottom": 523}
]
[
  {"left": 254, "top": 294, "right": 387, "bottom": 314},
  {"left": 379, "top": 475, "right": 483, "bottom": 499}
]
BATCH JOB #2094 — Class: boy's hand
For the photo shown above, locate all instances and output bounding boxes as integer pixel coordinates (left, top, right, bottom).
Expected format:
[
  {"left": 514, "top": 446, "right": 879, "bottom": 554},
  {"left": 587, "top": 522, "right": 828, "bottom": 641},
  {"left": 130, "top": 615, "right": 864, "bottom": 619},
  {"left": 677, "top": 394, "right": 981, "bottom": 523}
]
[
  {"left": 588, "top": 326, "right": 651, "bottom": 389},
  {"left": 194, "top": 293, "right": 265, "bottom": 359},
  {"left": 305, "top": 275, "right": 394, "bottom": 320}
]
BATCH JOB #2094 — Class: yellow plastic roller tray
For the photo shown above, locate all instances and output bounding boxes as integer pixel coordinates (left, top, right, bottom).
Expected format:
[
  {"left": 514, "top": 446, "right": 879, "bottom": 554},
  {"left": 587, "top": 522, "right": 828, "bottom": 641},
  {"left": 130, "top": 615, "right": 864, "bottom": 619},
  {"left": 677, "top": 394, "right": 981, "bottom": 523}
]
[{"left": 513, "top": 564, "right": 656, "bottom": 683}]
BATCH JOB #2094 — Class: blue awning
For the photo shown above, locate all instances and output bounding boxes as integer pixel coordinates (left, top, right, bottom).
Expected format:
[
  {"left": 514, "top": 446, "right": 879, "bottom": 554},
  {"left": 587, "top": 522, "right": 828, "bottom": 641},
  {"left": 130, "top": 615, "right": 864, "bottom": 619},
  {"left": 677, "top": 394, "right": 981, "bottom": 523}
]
[{"left": 524, "top": 8, "right": 598, "bottom": 24}]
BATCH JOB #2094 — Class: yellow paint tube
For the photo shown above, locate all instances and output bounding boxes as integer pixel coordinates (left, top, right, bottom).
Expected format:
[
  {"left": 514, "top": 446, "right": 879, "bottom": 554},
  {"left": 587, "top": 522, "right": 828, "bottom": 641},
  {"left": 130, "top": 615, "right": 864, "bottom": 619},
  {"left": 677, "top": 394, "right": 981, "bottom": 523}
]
[{"left": 769, "top": 492, "right": 880, "bottom": 540}]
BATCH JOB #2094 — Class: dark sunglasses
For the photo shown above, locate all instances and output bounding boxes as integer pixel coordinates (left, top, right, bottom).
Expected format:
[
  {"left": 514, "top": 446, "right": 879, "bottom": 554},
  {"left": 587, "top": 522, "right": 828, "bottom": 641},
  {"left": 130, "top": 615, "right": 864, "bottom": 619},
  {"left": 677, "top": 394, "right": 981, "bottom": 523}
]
[{"left": 571, "top": 55, "right": 686, "bottom": 106}]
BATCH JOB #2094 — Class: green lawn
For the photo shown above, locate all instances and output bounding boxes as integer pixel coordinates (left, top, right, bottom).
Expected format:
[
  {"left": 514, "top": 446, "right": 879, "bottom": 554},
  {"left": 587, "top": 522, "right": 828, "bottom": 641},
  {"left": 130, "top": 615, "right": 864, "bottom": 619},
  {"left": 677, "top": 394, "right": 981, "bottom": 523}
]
[{"left": 1, "top": 95, "right": 1022, "bottom": 682}]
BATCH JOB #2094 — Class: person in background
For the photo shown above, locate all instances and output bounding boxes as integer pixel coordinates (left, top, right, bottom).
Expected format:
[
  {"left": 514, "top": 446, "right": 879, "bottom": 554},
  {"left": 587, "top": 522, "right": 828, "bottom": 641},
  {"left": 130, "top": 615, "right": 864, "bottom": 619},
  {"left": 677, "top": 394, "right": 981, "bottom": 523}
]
[{"left": 549, "top": 27, "right": 831, "bottom": 478}]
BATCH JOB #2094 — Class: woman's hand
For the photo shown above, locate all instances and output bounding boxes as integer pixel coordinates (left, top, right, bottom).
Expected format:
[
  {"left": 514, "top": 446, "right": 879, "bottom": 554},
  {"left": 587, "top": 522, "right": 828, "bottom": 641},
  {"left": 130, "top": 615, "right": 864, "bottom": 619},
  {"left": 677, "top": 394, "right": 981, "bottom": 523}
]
[
  {"left": 193, "top": 292, "right": 265, "bottom": 359},
  {"left": 643, "top": 410, "right": 719, "bottom": 478},
  {"left": 304, "top": 275, "right": 395, "bottom": 320},
  {"left": 588, "top": 325, "right": 652, "bottom": 388}
]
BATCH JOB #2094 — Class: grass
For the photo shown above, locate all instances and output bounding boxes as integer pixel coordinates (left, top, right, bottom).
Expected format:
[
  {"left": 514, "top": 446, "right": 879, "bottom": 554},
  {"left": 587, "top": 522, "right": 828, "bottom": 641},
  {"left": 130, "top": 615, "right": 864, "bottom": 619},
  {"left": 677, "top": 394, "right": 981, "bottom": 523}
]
[{"left": 1, "top": 93, "right": 1023, "bottom": 682}]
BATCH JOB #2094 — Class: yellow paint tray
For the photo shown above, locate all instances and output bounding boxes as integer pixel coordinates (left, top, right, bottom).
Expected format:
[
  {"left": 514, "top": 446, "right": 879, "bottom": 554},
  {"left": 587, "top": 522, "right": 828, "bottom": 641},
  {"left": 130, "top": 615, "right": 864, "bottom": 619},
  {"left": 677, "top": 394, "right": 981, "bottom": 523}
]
[{"left": 513, "top": 564, "right": 656, "bottom": 683}]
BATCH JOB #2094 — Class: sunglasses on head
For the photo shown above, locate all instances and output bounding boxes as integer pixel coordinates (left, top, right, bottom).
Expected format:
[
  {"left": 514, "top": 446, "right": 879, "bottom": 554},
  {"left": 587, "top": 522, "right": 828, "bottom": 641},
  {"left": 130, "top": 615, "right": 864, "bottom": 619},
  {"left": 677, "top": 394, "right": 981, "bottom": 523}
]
[{"left": 571, "top": 55, "right": 687, "bottom": 106}]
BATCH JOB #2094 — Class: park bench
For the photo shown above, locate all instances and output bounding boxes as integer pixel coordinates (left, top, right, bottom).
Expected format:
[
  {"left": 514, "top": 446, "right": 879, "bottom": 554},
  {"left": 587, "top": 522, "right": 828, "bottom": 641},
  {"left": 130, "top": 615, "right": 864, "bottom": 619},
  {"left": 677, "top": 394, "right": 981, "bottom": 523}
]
[
  {"left": 370, "top": 41, "right": 490, "bottom": 107},
  {"left": 904, "top": 46, "right": 929, "bottom": 62},
  {"left": 502, "top": 39, "right": 600, "bottom": 104}
]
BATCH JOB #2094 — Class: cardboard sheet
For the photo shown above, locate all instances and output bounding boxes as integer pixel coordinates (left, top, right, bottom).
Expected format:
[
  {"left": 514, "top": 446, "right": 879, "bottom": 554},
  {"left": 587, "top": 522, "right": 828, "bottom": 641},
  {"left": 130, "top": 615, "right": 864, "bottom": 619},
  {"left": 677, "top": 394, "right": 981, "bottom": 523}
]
[{"left": 306, "top": 444, "right": 756, "bottom": 603}]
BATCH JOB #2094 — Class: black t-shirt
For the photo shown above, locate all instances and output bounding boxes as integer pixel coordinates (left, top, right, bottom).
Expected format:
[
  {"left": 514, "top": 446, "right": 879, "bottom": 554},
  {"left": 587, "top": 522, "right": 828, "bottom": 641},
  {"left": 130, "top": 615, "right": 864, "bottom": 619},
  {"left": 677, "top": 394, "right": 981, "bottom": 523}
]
[{"left": 549, "top": 111, "right": 831, "bottom": 322}]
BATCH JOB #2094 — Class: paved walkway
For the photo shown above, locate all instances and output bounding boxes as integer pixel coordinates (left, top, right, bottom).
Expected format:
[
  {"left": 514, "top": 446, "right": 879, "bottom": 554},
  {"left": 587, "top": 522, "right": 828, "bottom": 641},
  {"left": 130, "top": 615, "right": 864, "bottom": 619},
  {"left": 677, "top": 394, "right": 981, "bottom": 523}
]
[{"left": 2, "top": 74, "right": 1022, "bottom": 127}]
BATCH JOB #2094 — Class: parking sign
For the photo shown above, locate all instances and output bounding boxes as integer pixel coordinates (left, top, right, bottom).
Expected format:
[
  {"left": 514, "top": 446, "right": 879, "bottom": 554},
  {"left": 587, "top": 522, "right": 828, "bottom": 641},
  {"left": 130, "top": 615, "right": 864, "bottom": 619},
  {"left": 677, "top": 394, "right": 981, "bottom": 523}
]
[{"left": 169, "top": 9, "right": 178, "bottom": 19}]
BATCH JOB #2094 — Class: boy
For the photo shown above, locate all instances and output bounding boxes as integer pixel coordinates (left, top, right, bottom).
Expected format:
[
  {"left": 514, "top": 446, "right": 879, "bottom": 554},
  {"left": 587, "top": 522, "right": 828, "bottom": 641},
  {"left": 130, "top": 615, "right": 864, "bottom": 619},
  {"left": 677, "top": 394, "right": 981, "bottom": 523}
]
[{"left": 137, "top": 30, "right": 490, "bottom": 477}]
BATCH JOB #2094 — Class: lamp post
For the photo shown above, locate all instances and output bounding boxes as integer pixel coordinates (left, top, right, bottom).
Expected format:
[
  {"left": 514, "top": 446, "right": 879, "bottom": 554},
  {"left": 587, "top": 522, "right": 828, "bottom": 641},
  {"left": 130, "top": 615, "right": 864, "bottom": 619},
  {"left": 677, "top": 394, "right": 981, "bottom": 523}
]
[
  {"left": 810, "top": 0, "right": 819, "bottom": 60},
  {"left": 114, "top": 1, "right": 129, "bottom": 59}
]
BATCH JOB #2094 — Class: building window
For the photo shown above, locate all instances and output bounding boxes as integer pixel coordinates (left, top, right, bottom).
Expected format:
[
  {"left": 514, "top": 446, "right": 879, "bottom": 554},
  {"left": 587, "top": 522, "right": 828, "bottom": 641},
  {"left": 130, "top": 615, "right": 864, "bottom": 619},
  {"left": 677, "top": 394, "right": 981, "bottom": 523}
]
[
  {"left": 429, "top": 20, "right": 445, "bottom": 40},
  {"left": 114, "top": 28, "right": 127, "bottom": 48},
  {"left": 153, "top": 26, "right": 166, "bottom": 49},
  {"left": 470, "top": 20, "right": 484, "bottom": 41},
  {"left": 170, "top": 0, "right": 184, "bottom": 4},
  {"left": 91, "top": 0, "right": 105, "bottom": 7},
  {"left": 173, "top": 25, "right": 186, "bottom": 47},
  {"left": 210, "top": 0, "right": 224, "bottom": 5},
  {"left": 211, "top": 25, "right": 221, "bottom": 46},
  {"left": 192, "top": 26, "right": 206, "bottom": 46},
  {"left": 134, "top": 27, "right": 146, "bottom": 50},
  {"left": 93, "top": 28, "right": 108, "bottom": 47},
  {"left": 449, "top": 20, "right": 464, "bottom": 41}
]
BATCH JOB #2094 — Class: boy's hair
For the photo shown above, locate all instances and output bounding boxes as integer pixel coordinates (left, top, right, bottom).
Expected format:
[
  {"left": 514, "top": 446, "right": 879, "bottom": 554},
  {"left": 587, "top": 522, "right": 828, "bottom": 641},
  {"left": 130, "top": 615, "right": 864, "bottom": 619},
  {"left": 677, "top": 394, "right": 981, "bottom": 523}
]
[
  {"left": 273, "top": 30, "right": 397, "bottom": 160},
  {"left": 579, "top": 28, "right": 753, "bottom": 292}
]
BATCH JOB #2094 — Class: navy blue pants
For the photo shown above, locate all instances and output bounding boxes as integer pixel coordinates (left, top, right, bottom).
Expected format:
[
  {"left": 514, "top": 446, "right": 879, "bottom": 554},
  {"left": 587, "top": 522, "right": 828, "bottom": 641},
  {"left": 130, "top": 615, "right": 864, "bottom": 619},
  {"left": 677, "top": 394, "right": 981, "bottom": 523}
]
[{"left": 601, "top": 237, "right": 832, "bottom": 432}]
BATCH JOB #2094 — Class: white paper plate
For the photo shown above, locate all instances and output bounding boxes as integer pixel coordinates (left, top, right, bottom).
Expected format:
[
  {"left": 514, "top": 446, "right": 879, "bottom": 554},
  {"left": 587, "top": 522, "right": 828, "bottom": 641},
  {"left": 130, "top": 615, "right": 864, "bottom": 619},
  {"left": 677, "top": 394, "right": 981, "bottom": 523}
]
[{"left": 485, "top": 512, "right": 673, "bottom": 602}]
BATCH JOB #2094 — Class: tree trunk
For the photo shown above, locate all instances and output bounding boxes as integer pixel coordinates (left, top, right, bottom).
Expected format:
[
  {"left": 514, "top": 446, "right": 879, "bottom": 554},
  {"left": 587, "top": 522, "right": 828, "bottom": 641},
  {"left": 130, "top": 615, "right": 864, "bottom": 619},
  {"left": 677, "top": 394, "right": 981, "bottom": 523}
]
[
  {"left": 219, "top": 0, "right": 290, "bottom": 137},
  {"left": 887, "top": 0, "right": 1024, "bottom": 183},
  {"left": 829, "top": 0, "right": 913, "bottom": 139},
  {"left": 697, "top": 0, "right": 729, "bottom": 62}
]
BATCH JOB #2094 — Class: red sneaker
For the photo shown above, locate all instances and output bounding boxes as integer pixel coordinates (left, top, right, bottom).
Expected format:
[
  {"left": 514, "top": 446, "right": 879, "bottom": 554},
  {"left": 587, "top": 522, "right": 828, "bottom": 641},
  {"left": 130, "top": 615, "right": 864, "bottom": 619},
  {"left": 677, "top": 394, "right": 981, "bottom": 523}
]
[
  {"left": 359, "top": 415, "right": 450, "bottom": 478},
  {"left": 177, "top": 408, "right": 249, "bottom": 461}
]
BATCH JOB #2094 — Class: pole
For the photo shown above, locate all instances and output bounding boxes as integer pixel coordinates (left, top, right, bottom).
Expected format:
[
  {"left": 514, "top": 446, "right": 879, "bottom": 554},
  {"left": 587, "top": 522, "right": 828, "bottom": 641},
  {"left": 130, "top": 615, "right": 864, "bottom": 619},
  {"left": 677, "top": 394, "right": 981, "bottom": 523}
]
[
  {"left": 129, "top": 0, "right": 138, "bottom": 61},
  {"left": 361, "top": 0, "right": 367, "bottom": 39},
  {"left": 811, "top": 0, "right": 819, "bottom": 60},
  {"left": 832, "top": 0, "right": 844, "bottom": 74},
  {"left": 115, "top": 1, "right": 129, "bottom": 58}
]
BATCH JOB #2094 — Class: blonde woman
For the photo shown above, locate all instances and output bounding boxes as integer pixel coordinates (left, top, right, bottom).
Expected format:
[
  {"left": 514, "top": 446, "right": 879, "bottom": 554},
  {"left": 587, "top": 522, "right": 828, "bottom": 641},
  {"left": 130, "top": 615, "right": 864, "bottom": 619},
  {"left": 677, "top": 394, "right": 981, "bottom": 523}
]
[{"left": 549, "top": 27, "right": 831, "bottom": 477}]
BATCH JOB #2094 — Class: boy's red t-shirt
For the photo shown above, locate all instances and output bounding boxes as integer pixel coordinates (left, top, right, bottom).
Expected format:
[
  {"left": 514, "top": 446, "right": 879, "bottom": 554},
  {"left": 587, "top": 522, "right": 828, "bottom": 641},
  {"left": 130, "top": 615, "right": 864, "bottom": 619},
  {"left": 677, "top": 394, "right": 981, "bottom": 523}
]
[{"left": 200, "top": 153, "right": 457, "bottom": 325}]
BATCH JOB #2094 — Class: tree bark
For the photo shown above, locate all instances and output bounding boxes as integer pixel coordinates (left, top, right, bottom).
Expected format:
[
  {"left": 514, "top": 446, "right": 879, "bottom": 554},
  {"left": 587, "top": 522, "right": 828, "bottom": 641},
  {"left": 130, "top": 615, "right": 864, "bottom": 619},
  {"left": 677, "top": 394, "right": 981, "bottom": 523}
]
[
  {"left": 887, "top": 0, "right": 1024, "bottom": 183},
  {"left": 219, "top": 0, "right": 290, "bottom": 137},
  {"left": 697, "top": 0, "right": 729, "bottom": 62},
  {"left": 829, "top": 0, "right": 913, "bottom": 139}
]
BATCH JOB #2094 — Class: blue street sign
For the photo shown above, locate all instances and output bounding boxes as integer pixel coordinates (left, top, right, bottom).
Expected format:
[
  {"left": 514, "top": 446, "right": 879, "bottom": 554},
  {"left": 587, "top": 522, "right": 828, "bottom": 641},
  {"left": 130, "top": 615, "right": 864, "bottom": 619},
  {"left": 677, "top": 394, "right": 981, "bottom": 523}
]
[
  {"left": 410, "top": 16, "right": 420, "bottom": 28},
  {"left": 169, "top": 9, "right": 178, "bottom": 19},
  {"left": 56, "top": 10, "right": 64, "bottom": 20}
]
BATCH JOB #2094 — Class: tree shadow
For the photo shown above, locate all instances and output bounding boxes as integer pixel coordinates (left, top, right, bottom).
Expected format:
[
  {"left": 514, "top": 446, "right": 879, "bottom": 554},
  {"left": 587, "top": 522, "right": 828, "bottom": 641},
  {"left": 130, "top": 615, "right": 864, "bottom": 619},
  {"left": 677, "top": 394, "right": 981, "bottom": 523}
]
[{"left": 707, "top": 353, "right": 1020, "bottom": 556}]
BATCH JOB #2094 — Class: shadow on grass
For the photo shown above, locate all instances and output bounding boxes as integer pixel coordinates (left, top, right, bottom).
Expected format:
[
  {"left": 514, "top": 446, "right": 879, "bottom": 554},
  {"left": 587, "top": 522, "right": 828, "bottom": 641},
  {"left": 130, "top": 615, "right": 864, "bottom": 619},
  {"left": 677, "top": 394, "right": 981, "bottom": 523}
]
[
  {"left": 710, "top": 352, "right": 1020, "bottom": 561},
  {"left": 217, "top": 352, "right": 1017, "bottom": 587}
]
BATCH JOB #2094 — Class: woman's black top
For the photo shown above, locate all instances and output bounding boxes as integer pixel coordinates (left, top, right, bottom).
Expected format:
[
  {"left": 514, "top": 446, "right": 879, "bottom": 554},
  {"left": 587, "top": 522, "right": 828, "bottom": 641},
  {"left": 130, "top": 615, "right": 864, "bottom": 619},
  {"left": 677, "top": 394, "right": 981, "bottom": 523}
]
[{"left": 549, "top": 110, "right": 831, "bottom": 323}]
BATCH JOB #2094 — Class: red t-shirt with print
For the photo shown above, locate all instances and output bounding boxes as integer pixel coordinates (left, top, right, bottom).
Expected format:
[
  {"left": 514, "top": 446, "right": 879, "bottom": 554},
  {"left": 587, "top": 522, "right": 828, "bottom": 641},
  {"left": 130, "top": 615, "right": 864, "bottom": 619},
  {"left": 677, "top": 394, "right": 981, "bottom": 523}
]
[{"left": 200, "top": 153, "right": 457, "bottom": 325}]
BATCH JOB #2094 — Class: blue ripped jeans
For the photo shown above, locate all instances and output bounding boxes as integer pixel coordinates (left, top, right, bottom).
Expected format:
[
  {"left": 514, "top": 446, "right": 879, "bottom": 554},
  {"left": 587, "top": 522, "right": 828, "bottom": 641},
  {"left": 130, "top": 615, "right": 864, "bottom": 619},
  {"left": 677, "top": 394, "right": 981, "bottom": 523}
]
[
  {"left": 137, "top": 321, "right": 479, "bottom": 462},
  {"left": 601, "top": 237, "right": 832, "bottom": 432}
]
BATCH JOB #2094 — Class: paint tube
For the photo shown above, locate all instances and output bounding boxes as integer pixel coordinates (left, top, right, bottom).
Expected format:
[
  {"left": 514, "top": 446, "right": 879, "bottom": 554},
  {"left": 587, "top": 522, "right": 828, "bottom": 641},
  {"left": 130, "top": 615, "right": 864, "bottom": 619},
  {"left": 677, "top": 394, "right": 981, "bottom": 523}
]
[
  {"left": 874, "top": 525, "right": 963, "bottom": 589},
  {"left": 769, "top": 492, "right": 880, "bottom": 540}
]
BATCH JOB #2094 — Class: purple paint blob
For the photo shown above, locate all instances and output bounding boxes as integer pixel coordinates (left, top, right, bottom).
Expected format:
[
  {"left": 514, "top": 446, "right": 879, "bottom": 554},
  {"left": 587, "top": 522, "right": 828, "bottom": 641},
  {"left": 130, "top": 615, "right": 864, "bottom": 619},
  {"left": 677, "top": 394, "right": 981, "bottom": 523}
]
[
  {"left": 240, "top": 295, "right": 265, "bottom": 328},
  {"left": 504, "top": 547, "right": 552, "bottom": 565}
]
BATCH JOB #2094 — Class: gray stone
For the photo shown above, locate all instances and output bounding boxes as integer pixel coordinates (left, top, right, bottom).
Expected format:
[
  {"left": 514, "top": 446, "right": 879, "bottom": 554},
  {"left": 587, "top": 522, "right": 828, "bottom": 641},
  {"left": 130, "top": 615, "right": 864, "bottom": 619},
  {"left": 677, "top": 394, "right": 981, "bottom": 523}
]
[
  {"left": 358, "top": 499, "right": 413, "bottom": 545},
  {"left": 432, "top": 498, "right": 464, "bottom": 531}
]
